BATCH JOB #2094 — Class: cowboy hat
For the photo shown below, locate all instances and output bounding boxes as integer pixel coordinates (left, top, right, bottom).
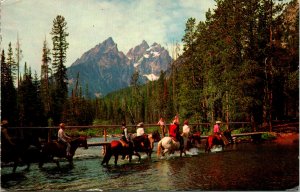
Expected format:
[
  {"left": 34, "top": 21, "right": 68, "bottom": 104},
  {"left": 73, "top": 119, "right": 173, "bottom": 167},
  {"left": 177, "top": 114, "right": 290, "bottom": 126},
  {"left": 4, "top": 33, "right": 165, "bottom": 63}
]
[
  {"left": 137, "top": 122, "right": 144, "bottom": 127},
  {"left": 216, "top": 121, "right": 222, "bottom": 124}
]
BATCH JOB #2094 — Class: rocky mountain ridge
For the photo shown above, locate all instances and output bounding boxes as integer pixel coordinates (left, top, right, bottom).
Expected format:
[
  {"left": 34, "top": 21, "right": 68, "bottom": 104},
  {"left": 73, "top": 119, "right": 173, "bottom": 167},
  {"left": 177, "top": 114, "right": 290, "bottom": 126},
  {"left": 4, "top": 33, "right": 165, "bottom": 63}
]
[{"left": 67, "top": 37, "right": 172, "bottom": 97}]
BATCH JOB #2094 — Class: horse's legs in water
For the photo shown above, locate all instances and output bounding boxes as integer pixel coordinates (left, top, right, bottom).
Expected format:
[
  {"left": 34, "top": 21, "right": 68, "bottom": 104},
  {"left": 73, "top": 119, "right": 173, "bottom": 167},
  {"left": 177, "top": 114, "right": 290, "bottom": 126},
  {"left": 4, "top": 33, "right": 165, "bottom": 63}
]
[
  {"left": 180, "top": 147, "right": 187, "bottom": 157},
  {"left": 101, "top": 153, "right": 111, "bottom": 166},
  {"left": 114, "top": 154, "right": 119, "bottom": 166},
  {"left": 68, "top": 157, "right": 74, "bottom": 168},
  {"left": 12, "top": 161, "right": 18, "bottom": 173},
  {"left": 163, "top": 148, "right": 168, "bottom": 156},
  {"left": 147, "top": 150, "right": 152, "bottom": 159},
  {"left": 134, "top": 152, "right": 141, "bottom": 162},
  {"left": 24, "top": 162, "right": 31, "bottom": 171},
  {"left": 54, "top": 159, "right": 61, "bottom": 169},
  {"left": 39, "top": 151, "right": 47, "bottom": 168},
  {"left": 39, "top": 159, "right": 44, "bottom": 168},
  {"left": 128, "top": 154, "right": 132, "bottom": 163}
]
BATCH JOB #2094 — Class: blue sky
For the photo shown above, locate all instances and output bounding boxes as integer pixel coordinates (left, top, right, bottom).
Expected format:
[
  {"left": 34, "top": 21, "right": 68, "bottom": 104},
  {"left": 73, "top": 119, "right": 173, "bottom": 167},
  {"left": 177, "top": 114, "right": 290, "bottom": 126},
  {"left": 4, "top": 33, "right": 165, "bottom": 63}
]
[{"left": 1, "top": 0, "right": 216, "bottom": 74}]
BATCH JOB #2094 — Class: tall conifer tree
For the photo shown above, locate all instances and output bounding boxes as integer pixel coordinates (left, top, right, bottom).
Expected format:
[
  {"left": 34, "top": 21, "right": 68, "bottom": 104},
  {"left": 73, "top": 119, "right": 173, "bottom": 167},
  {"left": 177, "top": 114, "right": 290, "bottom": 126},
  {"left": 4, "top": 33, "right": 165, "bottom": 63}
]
[
  {"left": 50, "top": 15, "right": 69, "bottom": 124},
  {"left": 1, "top": 50, "right": 17, "bottom": 125}
]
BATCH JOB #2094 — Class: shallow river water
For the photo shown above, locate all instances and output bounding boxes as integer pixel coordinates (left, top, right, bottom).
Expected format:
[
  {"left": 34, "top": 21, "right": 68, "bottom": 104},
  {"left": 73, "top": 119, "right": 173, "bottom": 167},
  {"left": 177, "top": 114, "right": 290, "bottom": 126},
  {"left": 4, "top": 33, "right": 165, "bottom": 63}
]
[{"left": 1, "top": 138, "right": 299, "bottom": 191}]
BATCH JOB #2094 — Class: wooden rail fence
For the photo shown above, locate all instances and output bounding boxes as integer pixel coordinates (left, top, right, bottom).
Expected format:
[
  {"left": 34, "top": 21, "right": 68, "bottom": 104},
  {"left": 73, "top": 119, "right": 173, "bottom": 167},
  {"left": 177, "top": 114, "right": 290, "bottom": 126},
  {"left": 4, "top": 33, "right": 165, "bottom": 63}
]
[{"left": 5, "top": 122, "right": 255, "bottom": 148}]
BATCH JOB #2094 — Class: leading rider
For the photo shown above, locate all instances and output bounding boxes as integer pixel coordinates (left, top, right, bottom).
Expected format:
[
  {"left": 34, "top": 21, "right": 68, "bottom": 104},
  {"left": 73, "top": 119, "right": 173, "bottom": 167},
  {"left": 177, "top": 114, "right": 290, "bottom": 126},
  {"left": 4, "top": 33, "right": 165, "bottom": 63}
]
[
  {"left": 213, "top": 121, "right": 229, "bottom": 145},
  {"left": 57, "top": 123, "right": 72, "bottom": 157}
]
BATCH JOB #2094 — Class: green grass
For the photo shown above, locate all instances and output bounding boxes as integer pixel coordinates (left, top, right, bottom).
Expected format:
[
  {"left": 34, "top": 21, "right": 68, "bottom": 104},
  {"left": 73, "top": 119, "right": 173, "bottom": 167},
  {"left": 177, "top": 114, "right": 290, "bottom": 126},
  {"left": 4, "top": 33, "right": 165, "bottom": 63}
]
[{"left": 261, "top": 132, "right": 277, "bottom": 140}]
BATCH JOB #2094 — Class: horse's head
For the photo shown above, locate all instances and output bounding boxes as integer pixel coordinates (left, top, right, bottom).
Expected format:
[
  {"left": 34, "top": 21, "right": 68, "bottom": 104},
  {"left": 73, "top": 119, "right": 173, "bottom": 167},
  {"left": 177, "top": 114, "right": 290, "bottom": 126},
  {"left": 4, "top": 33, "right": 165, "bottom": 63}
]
[
  {"left": 223, "top": 129, "right": 231, "bottom": 137},
  {"left": 190, "top": 132, "right": 202, "bottom": 144},
  {"left": 223, "top": 129, "right": 233, "bottom": 143},
  {"left": 71, "top": 136, "right": 88, "bottom": 149},
  {"left": 151, "top": 130, "right": 161, "bottom": 142}
]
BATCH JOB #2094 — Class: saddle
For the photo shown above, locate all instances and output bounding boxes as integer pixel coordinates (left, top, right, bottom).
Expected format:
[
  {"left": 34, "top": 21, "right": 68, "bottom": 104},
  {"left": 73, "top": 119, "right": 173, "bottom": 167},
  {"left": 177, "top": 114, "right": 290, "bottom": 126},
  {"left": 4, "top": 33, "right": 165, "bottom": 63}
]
[
  {"left": 57, "top": 140, "right": 69, "bottom": 154},
  {"left": 119, "top": 139, "right": 129, "bottom": 148},
  {"left": 58, "top": 140, "right": 67, "bottom": 146}
]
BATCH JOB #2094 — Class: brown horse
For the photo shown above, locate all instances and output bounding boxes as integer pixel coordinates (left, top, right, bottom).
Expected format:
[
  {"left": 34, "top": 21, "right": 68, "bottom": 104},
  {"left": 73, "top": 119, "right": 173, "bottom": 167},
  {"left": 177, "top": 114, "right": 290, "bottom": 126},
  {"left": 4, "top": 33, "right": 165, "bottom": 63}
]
[
  {"left": 39, "top": 136, "right": 88, "bottom": 169},
  {"left": 185, "top": 132, "right": 202, "bottom": 151},
  {"left": 101, "top": 131, "right": 160, "bottom": 166},
  {"left": 101, "top": 140, "right": 135, "bottom": 166},
  {"left": 205, "top": 129, "right": 233, "bottom": 153}
]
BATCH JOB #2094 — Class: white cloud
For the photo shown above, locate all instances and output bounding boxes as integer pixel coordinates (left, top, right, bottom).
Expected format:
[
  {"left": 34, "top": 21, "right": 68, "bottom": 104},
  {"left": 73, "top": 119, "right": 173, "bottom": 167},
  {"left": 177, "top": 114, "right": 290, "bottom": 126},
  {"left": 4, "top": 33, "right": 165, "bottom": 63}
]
[{"left": 1, "top": 0, "right": 215, "bottom": 75}]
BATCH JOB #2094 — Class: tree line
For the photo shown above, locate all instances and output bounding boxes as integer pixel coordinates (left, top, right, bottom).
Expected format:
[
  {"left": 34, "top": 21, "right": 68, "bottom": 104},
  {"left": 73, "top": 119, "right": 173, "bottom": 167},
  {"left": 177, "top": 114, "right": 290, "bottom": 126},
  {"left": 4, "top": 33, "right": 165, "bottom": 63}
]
[{"left": 1, "top": 0, "right": 298, "bottom": 131}]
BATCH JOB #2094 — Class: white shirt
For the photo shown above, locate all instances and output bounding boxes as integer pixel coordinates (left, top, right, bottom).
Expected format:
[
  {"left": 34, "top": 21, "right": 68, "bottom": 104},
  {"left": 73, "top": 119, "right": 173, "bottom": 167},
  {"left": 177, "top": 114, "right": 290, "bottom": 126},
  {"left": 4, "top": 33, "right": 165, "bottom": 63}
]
[
  {"left": 136, "top": 127, "right": 145, "bottom": 136},
  {"left": 182, "top": 124, "right": 190, "bottom": 134},
  {"left": 58, "top": 128, "right": 70, "bottom": 142},
  {"left": 122, "top": 126, "right": 128, "bottom": 139}
]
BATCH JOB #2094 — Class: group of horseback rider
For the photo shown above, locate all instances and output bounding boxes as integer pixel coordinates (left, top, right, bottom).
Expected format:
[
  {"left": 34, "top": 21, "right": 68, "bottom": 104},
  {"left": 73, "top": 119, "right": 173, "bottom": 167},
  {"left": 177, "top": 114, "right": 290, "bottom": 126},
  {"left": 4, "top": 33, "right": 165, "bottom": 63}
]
[{"left": 1, "top": 117, "right": 229, "bottom": 157}]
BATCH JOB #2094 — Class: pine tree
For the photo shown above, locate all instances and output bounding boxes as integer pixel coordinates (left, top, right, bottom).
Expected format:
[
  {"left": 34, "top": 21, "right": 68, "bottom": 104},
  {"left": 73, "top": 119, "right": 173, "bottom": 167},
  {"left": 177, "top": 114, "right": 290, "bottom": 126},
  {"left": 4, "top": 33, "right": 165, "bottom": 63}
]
[
  {"left": 40, "top": 38, "right": 52, "bottom": 118},
  {"left": 7, "top": 42, "right": 17, "bottom": 86},
  {"left": 15, "top": 34, "right": 23, "bottom": 87},
  {"left": 50, "top": 15, "right": 69, "bottom": 124},
  {"left": 1, "top": 50, "right": 17, "bottom": 125}
]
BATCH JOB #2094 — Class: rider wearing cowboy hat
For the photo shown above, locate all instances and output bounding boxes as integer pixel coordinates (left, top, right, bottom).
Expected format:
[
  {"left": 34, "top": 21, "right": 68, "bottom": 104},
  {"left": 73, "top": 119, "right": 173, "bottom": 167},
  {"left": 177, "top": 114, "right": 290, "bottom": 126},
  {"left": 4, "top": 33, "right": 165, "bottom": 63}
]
[
  {"left": 213, "top": 121, "right": 222, "bottom": 135},
  {"left": 136, "top": 122, "right": 145, "bottom": 137},
  {"left": 213, "top": 120, "right": 229, "bottom": 145}
]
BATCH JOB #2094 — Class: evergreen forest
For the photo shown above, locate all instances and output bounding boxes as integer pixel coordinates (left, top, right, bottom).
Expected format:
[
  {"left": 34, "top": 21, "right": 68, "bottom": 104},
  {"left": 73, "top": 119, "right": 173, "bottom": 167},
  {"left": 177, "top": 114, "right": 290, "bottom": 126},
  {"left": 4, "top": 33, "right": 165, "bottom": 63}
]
[{"left": 1, "top": 0, "right": 298, "bottom": 132}]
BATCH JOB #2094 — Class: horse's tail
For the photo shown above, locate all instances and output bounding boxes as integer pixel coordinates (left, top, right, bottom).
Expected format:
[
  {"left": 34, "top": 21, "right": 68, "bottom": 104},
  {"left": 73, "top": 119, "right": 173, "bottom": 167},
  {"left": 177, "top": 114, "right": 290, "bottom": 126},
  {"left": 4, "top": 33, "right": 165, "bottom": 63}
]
[
  {"left": 157, "top": 140, "right": 163, "bottom": 157},
  {"left": 101, "top": 143, "right": 112, "bottom": 165}
]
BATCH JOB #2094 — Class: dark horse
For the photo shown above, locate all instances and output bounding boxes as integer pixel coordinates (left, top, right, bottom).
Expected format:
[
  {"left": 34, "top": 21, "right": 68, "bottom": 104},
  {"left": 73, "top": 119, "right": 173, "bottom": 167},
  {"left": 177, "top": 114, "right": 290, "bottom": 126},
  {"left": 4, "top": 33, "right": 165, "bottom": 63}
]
[
  {"left": 101, "top": 131, "right": 161, "bottom": 166},
  {"left": 1, "top": 128, "right": 41, "bottom": 173},
  {"left": 39, "top": 136, "right": 88, "bottom": 169},
  {"left": 185, "top": 132, "right": 202, "bottom": 151},
  {"left": 130, "top": 130, "right": 161, "bottom": 158},
  {"left": 205, "top": 129, "right": 233, "bottom": 152}
]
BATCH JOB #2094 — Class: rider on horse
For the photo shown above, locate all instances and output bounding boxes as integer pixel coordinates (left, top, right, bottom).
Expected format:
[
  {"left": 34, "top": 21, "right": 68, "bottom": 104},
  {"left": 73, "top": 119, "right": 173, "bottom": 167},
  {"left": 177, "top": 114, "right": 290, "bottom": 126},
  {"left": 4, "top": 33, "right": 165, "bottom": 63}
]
[
  {"left": 120, "top": 122, "right": 129, "bottom": 147},
  {"left": 157, "top": 117, "right": 166, "bottom": 137},
  {"left": 135, "top": 122, "right": 147, "bottom": 147},
  {"left": 169, "top": 114, "right": 180, "bottom": 140},
  {"left": 58, "top": 123, "right": 72, "bottom": 156},
  {"left": 213, "top": 121, "right": 229, "bottom": 145},
  {"left": 181, "top": 120, "right": 191, "bottom": 150},
  {"left": 169, "top": 115, "right": 184, "bottom": 148}
]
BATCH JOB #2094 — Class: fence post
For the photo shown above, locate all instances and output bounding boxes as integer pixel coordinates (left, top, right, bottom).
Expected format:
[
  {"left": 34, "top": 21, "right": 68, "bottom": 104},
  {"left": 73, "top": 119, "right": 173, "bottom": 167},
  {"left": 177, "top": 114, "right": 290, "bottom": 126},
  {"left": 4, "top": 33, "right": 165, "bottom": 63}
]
[{"left": 102, "top": 127, "right": 107, "bottom": 155}]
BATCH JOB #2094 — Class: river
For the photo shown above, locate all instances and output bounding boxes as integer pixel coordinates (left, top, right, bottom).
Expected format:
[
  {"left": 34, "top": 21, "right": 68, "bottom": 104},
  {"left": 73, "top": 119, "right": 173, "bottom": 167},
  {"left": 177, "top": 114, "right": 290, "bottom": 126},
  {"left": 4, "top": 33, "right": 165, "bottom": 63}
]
[{"left": 1, "top": 137, "right": 299, "bottom": 191}]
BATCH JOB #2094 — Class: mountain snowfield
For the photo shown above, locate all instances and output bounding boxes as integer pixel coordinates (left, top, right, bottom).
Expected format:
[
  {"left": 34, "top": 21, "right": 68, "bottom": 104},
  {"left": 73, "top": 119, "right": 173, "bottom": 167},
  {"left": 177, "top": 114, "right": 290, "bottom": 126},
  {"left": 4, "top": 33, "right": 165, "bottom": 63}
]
[{"left": 67, "top": 37, "right": 172, "bottom": 97}]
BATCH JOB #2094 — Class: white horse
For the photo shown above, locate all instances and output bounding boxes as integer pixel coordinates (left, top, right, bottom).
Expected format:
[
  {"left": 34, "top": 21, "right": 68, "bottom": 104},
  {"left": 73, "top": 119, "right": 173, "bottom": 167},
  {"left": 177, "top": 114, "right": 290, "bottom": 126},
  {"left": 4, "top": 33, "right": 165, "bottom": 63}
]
[{"left": 157, "top": 136, "right": 185, "bottom": 158}]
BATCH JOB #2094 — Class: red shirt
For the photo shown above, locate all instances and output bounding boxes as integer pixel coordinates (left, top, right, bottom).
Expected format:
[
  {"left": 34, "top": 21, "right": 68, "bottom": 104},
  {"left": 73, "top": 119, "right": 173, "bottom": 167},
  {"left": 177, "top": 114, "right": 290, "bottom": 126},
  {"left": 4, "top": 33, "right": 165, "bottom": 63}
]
[{"left": 169, "top": 124, "right": 178, "bottom": 138}]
